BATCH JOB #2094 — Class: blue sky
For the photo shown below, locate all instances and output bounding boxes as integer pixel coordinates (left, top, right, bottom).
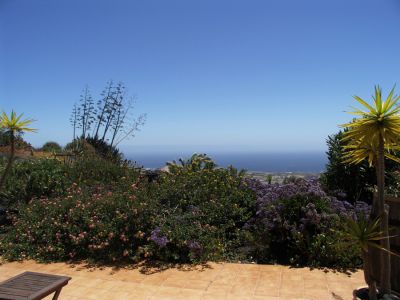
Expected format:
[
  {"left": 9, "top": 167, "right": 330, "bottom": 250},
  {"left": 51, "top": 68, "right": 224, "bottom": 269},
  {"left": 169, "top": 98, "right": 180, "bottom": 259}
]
[{"left": 1, "top": 0, "right": 400, "bottom": 152}]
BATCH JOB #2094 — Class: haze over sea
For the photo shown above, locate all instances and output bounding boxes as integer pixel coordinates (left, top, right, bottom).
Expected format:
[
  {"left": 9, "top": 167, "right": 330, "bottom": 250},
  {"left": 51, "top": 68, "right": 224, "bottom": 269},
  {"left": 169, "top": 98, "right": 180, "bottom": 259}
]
[{"left": 123, "top": 148, "right": 327, "bottom": 173}]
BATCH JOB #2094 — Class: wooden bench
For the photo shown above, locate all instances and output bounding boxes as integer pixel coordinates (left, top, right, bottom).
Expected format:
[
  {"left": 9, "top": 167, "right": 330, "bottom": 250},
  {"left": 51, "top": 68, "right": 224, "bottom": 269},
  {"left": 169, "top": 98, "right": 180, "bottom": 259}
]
[{"left": 0, "top": 272, "right": 71, "bottom": 300}]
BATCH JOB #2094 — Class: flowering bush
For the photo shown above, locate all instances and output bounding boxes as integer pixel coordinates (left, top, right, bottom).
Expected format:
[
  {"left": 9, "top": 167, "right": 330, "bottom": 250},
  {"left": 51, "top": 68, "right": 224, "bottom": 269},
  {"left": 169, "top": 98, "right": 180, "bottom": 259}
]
[
  {"left": 0, "top": 180, "right": 154, "bottom": 262},
  {"left": 0, "top": 164, "right": 255, "bottom": 264},
  {"left": 0, "top": 156, "right": 139, "bottom": 207},
  {"left": 144, "top": 166, "right": 256, "bottom": 262},
  {"left": 244, "top": 177, "right": 367, "bottom": 267},
  {"left": 0, "top": 158, "right": 69, "bottom": 206},
  {"left": 0, "top": 154, "right": 370, "bottom": 269},
  {"left": 65, "top": 156, "right": 139, "bottom": 186}
]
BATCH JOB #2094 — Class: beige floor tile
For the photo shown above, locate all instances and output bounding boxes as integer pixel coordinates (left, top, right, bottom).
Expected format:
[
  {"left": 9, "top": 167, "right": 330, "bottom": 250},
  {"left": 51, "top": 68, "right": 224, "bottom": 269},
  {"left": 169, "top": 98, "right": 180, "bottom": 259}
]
[
  {"left": 254, "top": 286, "right": 280, "bottom": 297},
  {"left": 212, "top": 274, "right": 237, "bottom": 285},
  {"left": 141, "top": 275, "right": 168, "bottom": 286},
  {"left": 0, "top": 261, "right": 365, "bottom": 300},
  {"left": 201, "top": 294, "right": 226, "bottom": 300},
  {"left": 177, "top": 288, "right": 204, "bottom": 300},
  {"left": 279, "top": 287, "right": 304, "bottom": 298},
  {"left": 189, "top": 270, "right": 221, "bottom": 281},
  {"left": 85, "top": 289, "right": 112, "bottom": 300},
  {"left": 101, "top": 290, "right": 132, "bottom": 300},
  {"left": 152, "top": 286, "right": 181, "bottom": 297},
  {"left": 184, "top": 279, "right": 211, "bottom": 290},
  {"left": 206, "top": 282, "right": 232, "bottom": 294},
  {"left": 162, "top": 277, "right": 189, "bottom": 288},
  {"left": 252, "top": 297, "right": 281, "bottom": 300},
  {"left": 229, "top": 284, "right": 256, "bottom": 296},
  {"left": 122, "top": 285, "right": 155, "bottom": 299},
  {"left": 226, "top": 295, "right": 253, "bottom": 300}
]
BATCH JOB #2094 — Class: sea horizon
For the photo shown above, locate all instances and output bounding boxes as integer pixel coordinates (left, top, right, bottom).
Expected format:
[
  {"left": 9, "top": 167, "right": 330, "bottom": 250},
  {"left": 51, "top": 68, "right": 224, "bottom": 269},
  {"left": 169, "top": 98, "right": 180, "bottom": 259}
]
[{"left": 124, "top": 150, "right": 327, "bottom": 173}]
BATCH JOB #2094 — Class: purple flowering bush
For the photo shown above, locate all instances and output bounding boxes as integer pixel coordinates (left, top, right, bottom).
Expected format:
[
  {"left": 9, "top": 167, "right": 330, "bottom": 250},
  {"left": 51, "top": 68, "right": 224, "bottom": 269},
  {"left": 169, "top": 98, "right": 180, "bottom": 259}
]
[{"left": 244, "top": 177, "right": 367, "bottom": 267}]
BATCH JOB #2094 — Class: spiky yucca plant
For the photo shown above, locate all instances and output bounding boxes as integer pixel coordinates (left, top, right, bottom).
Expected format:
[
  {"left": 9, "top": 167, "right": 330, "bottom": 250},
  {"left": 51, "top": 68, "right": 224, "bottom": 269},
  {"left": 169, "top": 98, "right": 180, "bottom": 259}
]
[
  {"left": 341, "top": 86, "right": 400, "bottom": 297},
  {"left": 0, "top": 111, "right": 36, "bottom": 190},
  {"left": 342, "top": 217, "right": 399, "bottom": 300}
]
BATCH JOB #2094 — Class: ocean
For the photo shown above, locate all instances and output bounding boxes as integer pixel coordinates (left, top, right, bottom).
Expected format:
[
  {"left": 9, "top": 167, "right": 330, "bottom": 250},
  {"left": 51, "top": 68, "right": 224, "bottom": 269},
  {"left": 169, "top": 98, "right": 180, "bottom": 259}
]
[{"left": 124, "top": 151, "right": 327, "bottom": 173}]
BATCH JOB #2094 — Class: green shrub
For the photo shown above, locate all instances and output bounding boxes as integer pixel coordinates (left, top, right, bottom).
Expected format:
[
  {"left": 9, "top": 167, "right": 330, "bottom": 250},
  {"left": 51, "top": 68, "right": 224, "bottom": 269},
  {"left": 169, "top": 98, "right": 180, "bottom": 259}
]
[
  {"left": 322, "top": 130, "right": 400, "bottom": 203},
  {"left": 64, "top": 139, "right": 97, "bottom": 157},
  {"left": 0, "top": 163, "right": 256, "bottom": 264},
  {"left": 41, "top": 141, "right": 62, "bottom": 152},
  {"left": 64, "top": 137, "right": 123, "bottom": 163},
  {"left": 144, "top": 166, "right": 256, "bottom": 263},
  {"left": 84, "top": 137, "right": 123, "bottom": 163},
  {"left": 0, "top": 155, "right": 140, "bottom": 207},
  {"left": 307, "top": 229, "right": 361, "bottom": 268},
  {"left": 66, "top": 156, "right": 139, "bottom": 186},
  {"left": 0, "top": 154, "right": 364, "bottom": 268},
  {"left": 0, "top": 158, "right": 69, "bottom": 206},
  {"left": 0, "top": 129, "right": 31, "bottom": 149},
  {"left": 0, "top": 180, "right": 153, "bottom": 262}
]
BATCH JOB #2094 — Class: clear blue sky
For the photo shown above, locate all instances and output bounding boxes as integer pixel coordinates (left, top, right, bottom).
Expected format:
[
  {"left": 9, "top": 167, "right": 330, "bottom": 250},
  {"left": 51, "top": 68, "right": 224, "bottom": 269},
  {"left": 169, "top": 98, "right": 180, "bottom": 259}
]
[{"left": 1, "top": 0, "right": 399, "bottom": 152}]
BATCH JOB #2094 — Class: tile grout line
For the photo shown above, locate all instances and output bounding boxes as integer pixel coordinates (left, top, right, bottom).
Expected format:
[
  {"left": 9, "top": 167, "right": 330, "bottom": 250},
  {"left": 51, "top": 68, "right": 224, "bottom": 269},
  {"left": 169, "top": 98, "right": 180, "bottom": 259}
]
[
  {"left": 251, "top": 268, "right": 262, "bottom": 297},
  {"left": 278, "top": 266, "right": 283, "bottom": 298}
]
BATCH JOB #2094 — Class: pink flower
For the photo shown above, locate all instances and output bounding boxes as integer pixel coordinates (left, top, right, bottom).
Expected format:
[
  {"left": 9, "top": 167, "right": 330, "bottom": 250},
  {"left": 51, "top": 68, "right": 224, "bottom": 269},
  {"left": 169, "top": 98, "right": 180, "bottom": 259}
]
[{"left": 120, "top": 234, "right": 127, "bottom": 242}]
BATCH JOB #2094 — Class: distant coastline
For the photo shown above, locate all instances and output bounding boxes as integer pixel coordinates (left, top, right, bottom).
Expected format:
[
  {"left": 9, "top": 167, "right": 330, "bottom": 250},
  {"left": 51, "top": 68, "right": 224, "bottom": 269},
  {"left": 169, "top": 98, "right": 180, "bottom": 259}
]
[{"left": 125, "top": 151, "right": 327, "bottom": 173}]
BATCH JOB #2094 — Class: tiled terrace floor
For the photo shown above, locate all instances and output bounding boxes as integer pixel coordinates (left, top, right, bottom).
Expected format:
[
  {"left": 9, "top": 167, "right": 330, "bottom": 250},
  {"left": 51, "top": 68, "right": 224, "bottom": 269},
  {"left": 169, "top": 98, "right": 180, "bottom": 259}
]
[{"left": 0, "top": 260, "right": 365, "bottom": 300}]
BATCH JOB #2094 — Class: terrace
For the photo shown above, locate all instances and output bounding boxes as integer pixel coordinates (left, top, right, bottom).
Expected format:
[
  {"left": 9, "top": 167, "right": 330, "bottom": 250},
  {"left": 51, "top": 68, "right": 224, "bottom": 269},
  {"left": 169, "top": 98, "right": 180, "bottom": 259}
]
[{"left": 0, "top": 260, "right": 364, "bottom": 300}]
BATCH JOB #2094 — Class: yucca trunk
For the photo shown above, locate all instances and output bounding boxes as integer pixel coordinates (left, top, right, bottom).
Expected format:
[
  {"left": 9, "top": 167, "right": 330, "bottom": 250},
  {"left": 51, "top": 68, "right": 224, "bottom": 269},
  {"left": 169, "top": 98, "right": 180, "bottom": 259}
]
[
  {"left": 0, "top": 133, "right": 15, "bottom": 190},
  {"left": 375, "top": 134, "right": 391, "bottom": 295},
  {"left": 363, "top": 249, "right": 377, "bottom": 300}
]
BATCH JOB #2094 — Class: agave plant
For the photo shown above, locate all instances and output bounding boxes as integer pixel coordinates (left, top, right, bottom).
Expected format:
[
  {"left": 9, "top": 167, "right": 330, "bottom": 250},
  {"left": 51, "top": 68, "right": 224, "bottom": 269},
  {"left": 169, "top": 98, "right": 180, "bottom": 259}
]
[
  {"left": 341, "top": 217, "right": 399, "bottom": 300},
  {"left": 0, "top": 111, "right": 36, "bottom": 191},
  {"left": 341, "top": 86, "right": 400, "bottom": 296},
  {"left": 167, "top": 153, "right": 216, "bottom": 173}
]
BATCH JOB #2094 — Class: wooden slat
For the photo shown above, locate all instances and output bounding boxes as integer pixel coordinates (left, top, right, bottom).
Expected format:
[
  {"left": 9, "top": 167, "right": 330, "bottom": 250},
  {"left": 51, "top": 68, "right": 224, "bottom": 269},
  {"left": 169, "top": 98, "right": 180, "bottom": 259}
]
[{"left": 0, "top": 272, "right": 71, "bottom": 300}]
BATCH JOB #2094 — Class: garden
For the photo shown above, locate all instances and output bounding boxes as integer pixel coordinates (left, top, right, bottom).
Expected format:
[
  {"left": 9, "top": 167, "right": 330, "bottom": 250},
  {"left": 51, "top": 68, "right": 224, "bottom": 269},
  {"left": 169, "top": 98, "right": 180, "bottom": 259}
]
[{"left": 0, "top": 86, "right": 400, "bottom": 300}]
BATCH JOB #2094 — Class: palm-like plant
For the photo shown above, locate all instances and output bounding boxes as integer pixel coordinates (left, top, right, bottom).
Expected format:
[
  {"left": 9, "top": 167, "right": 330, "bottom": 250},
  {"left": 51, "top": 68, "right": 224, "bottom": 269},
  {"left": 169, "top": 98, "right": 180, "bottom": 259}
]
[
  {"left": 341, "top": 86, "right": 400, "bottom": 296},
  {"left": 0, "top": 111, "right": 36, "bottom": 190},
  {"left": 341, "top": 217, "right": 399, "bottom": 300}
]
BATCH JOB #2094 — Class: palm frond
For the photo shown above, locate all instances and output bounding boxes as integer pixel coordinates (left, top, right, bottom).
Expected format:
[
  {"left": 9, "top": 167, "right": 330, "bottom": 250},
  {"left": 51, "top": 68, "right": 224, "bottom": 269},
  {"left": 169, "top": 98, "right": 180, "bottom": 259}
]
[
  {"left": 341, "top": 86, "right": 400, "bottom": 167},
  {"left": 0, "top": 110, "right": 37, "bottom": 133}
]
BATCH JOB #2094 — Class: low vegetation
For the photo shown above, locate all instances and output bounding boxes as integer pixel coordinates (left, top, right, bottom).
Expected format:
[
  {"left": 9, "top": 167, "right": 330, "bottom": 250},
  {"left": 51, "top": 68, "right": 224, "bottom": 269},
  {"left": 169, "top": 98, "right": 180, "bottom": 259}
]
[{"left": 0, "top": 149, "right": 370, "bottom": 269}]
